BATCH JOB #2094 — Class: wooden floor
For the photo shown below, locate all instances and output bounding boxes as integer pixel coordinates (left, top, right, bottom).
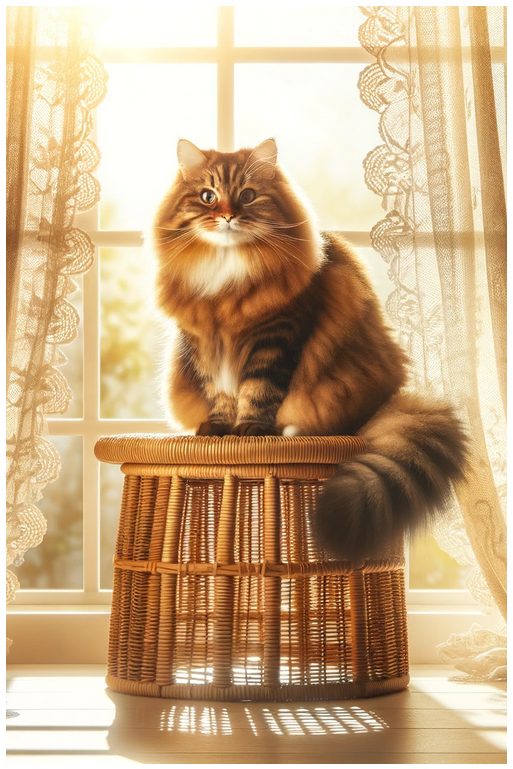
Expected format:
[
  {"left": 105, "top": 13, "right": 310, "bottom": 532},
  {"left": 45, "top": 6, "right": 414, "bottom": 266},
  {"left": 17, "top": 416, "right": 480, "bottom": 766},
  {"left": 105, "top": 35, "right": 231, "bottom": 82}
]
[{"left": 6, "top": 665, "right": 507, "bottom": 765}]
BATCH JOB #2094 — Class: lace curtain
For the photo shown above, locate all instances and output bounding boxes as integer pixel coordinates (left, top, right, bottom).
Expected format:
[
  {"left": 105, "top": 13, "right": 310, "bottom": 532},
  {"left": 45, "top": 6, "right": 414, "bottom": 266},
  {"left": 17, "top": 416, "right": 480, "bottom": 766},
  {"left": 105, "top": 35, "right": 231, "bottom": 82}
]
[
  {"left": 6, "top": 8, "right": 106, "bottom": 623},
  {"left": 359, "top": 6, "right": 506, "bottom": 680}
]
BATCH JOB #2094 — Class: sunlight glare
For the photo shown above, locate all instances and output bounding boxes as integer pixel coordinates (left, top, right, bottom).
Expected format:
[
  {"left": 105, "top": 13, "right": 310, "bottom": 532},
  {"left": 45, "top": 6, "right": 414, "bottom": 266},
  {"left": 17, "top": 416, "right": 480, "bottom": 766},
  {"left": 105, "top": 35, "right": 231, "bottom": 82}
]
[
  {"left": 160, "top": 704, "right": 233, "bottom": 736},
  {"left": 257, "top": 705, "right": 388, "bottom": 736},
  {"left": 96, "top": 64, "right": 217, "bottom": 231},
  {"left": 96, "top": 7, "right": 216, "bottom": 48},
  {"left": 235, "top": 5, "right": 365, "bottom": 47}
]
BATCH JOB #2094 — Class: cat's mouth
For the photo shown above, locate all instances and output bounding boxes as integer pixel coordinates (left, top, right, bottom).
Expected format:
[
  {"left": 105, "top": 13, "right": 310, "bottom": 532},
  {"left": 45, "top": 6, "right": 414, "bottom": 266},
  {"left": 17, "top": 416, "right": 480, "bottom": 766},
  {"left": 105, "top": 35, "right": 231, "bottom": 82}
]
[{"left": 198, "top": 221, "right": 254, "bottom": 247}]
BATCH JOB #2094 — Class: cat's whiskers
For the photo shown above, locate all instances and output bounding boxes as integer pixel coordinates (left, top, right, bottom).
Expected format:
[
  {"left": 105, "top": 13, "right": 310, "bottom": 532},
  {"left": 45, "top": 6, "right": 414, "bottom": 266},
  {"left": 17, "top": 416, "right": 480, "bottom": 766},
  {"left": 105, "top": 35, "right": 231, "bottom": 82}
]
[
  {"left": 156, "top": 238, "right": 197, "bottom": 255},
  {"left": 255, "top": 225, "right": 311, "bottom": 243},
  {"left": 252, "top": 233, "right": 309, "bottom": 273},
  {"left": 249, "top": 217, "right": 311, "bottom": 230},
  {"left": 159, "top": 231, "right": 201, "bottom": 261},
  {"left": 266, "top": 235, "right": 312, "bottom": 263},
  {"left": 155, "top": 233, "right": 196, "bottom": 246},
  {"left": 172, "top": 349, "right": 196, "bottom": 379},
  {"left": 249, "top": 240, "right": 276, "bottom": 283},
  {"left": 154, "top": 226, "right": 199, "bottom": 244},
  {"left": 253, "top": 231, "right": 311, "bottom": 270},
  {"left": 155, "top": 225, "right": 195, "bottom": 232},
  {"left": 258, "top": 225, "right": 312, "bottom": 250}
]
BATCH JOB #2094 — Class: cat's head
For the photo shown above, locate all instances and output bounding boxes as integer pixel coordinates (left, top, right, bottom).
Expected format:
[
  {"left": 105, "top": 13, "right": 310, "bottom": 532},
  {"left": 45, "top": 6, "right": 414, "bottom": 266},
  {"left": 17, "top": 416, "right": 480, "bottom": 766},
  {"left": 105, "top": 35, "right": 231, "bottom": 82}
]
[
  {"left": 171, "top": 138, "right": 282, "bottom": 248},
  {"left": 154, "top": 139, "right": 322, "bottom": 295}
]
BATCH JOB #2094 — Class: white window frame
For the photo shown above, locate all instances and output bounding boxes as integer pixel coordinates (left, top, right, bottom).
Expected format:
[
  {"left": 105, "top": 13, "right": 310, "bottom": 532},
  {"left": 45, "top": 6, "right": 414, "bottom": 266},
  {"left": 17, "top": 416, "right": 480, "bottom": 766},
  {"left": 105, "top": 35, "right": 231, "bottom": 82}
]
[{"left": 9, "top": 7, "right": 494, "bottom": 664}]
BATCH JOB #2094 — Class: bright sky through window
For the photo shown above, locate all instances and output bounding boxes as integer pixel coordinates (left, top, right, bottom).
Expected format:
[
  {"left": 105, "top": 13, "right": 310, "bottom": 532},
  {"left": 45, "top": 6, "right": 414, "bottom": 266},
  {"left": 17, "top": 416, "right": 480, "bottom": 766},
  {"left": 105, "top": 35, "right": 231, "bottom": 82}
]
[{"left": 95, "top": 6, "right": 217, "bottom": 48}]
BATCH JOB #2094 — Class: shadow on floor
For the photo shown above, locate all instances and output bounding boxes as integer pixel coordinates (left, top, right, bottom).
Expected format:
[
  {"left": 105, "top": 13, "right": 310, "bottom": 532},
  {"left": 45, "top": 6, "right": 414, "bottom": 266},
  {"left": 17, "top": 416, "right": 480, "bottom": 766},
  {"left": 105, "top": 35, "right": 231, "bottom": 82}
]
[{"left": 104, "top": 684, "right": 507, "bottom": 764}]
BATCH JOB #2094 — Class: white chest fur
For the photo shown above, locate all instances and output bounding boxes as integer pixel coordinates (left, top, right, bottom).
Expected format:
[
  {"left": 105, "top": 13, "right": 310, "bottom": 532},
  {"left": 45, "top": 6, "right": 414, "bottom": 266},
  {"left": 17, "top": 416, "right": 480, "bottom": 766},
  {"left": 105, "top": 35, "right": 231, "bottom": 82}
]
[
  {"left": 213, "top": 355, "right": 238, "bottom": 396},
  {"left": 188, "top": 247, "right": 248, "bottom": 296}
]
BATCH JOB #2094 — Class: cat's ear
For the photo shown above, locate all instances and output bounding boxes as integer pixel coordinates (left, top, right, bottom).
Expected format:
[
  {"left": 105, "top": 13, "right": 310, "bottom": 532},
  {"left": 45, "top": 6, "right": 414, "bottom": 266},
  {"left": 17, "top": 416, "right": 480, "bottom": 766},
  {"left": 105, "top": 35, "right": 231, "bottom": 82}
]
[
  {"left": 177, "top": 139, "right": 207, "bottom": 178},
  {"left": 245, "top": 138, "right": 278, "bottom": 179}
]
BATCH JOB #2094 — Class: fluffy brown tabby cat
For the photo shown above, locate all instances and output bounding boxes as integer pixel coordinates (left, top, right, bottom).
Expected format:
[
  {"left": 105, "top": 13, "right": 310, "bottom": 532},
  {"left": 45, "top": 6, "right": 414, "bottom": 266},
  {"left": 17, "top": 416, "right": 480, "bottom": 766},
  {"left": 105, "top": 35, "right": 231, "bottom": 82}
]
[{"left": 154, "top": 138, "right": 468, "bottom": 559}]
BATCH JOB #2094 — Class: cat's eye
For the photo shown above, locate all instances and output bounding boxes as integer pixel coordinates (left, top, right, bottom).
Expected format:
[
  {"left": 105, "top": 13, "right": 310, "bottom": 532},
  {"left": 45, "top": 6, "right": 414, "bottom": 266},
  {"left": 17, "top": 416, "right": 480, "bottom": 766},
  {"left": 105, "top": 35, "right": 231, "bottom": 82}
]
[
  {"left": 200, "top": 189, "right": 217, "bottom": 205},
  {"left": 239, "top": 188, "right": 256, "bottom": 205}
]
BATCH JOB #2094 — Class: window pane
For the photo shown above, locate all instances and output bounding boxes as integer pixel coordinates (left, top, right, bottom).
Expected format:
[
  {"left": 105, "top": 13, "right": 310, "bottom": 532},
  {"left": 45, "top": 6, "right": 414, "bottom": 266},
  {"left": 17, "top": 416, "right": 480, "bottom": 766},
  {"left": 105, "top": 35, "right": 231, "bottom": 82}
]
[
  {"left": 100, "top": 462, "right": 124, "bottom": 590},
  {"left": 96, "top": 7, "right": 217, "bottom": 48},
  {"left": 235, "top": 6, "right": 365, "bottom": 47},
  {"left": 60, "top": 276, "right": 83, "bottom": 418},
  {"left": 97, "top": 64, "right": 217, "bottom": 231},
  {"left": 100, "top": 247, "right": 170, "bottom": 419},
  {"left": 16, "top": 436, "right": 83, "bottom": 589},
  {"left": 409, "top": 533, "right": 467, "bottom": 590},
  {"left": 235, "top": 64, "right": 384, "bottom": 230}
]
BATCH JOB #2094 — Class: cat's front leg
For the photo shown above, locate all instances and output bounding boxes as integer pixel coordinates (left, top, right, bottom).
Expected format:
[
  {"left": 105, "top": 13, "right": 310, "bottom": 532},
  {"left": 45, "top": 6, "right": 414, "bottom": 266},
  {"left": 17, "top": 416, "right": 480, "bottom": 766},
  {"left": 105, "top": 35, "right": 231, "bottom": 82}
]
[
  {"left": 232, "top": 385, "right": 281, "bottom": 435},
  {"left": 197, "top": 385, "right": 237, "bottom": 436},
  {"left": 233, "top": 349, "right": 294, "bottom": 436}
]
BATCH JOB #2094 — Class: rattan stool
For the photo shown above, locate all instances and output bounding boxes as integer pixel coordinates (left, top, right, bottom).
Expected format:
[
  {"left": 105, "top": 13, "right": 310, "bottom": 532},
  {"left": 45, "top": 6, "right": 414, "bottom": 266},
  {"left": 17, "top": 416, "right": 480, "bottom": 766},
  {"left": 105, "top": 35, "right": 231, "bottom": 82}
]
[{"left": 95, "top": 434, "right": 409, "bottom": 701}]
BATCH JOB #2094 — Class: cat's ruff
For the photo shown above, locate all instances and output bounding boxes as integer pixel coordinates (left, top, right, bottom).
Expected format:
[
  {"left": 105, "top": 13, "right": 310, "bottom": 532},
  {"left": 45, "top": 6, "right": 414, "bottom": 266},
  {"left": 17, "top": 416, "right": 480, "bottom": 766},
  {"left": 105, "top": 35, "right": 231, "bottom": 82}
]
[
  {"left": 213, "top": 354, "right": 238, "bottom": 397},
  {"left": 187, "top": 246, "right": 249, "bottom": 296}
]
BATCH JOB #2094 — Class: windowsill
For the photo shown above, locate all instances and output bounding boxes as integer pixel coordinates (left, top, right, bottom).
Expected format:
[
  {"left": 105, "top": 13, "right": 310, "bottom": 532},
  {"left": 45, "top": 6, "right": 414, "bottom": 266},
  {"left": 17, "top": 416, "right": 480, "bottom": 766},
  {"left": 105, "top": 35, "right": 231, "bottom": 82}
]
[
  {"left": 11, "top": 588, "right": 480, "bottom": 607},
  {"left": 7, "top": 602, "right": 486, "bottom": 615},
  {"left": 7, "top": 604, "right": 110, "bottom": 614},
  {"left": 7, "top": 603, "right": 499, "bottom": 665}
]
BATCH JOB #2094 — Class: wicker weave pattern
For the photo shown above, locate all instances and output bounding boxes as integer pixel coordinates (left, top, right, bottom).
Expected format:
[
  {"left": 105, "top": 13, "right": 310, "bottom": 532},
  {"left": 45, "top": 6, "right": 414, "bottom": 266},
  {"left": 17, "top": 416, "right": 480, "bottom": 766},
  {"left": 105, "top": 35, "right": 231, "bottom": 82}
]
[
  {"left": 95, "top": 433, "right": 368, "bottom": 465},
  {"left": 97, "top": 435, "right": 409, "bottom": 701}
]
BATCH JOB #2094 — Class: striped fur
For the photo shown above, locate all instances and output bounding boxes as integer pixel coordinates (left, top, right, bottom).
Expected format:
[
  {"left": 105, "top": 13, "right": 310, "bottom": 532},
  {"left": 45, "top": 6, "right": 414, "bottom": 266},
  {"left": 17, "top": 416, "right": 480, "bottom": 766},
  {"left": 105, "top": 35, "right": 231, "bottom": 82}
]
[{"left": 154, "top": 139, "right": 469, "bottom": 557}]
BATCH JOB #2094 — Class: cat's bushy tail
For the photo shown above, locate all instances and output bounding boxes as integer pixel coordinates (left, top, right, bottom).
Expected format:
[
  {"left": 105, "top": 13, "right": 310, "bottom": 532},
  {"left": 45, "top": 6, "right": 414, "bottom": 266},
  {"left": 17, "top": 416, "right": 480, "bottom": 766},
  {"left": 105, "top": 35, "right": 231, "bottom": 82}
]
[{"left": 314, "top": 392, "right": 469, "bottom": 559}]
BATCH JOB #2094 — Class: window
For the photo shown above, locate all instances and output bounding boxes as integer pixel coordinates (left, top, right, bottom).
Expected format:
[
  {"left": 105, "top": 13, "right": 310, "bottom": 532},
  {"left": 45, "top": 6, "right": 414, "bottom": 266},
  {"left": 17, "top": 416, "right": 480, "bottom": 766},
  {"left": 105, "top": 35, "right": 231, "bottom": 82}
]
[{"left": 15, "top": 7, "right": 477, "bottom": 625}]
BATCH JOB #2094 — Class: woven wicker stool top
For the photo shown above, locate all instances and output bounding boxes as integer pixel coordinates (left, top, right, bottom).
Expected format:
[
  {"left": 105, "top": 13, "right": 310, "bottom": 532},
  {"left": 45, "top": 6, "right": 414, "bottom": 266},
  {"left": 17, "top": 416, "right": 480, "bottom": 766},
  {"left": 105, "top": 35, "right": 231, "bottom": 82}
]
[{"left": 94, "top": 434, "right": 367, "bottom": 466}]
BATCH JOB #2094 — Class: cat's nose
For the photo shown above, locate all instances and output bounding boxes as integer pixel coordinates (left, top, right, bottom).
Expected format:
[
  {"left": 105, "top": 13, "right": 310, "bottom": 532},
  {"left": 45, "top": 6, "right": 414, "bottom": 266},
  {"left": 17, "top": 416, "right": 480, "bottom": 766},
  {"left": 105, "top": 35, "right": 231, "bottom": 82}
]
[{"left": 221, "top": 214, "right": 234, "bottom": 223}]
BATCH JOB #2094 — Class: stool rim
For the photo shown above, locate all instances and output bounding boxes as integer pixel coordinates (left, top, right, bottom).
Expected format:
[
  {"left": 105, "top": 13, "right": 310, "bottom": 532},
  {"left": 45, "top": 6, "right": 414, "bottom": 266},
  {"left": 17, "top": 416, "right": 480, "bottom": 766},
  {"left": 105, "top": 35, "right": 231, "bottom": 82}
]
[{"left": 94, "top": 433, "right": 367, "bottom": 466}]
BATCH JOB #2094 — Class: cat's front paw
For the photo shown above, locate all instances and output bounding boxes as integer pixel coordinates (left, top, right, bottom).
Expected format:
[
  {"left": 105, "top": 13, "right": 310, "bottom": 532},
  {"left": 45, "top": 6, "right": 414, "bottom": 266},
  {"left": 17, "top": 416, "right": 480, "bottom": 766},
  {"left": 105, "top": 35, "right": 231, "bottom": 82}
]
[
  {"left": 196, "top": 420, "right": 232, "bottom": 436},
  {"left": 232, "top": 421, "right": 278, "bottom": 436}
]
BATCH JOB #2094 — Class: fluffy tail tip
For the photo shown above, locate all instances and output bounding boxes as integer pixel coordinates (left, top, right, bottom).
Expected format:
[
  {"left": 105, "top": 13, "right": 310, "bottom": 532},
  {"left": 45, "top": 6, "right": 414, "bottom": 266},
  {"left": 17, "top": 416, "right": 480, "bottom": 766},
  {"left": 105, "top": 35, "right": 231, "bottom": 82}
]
[{"left": 313, "top": 406, "right": 469, "bottom": 561}]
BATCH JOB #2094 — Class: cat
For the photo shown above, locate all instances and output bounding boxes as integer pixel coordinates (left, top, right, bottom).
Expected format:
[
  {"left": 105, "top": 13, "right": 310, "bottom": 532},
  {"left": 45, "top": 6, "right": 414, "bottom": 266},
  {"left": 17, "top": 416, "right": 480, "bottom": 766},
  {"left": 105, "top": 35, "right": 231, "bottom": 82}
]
[{"left": 153, "top": 137, "right": 468, "bottom": 559}]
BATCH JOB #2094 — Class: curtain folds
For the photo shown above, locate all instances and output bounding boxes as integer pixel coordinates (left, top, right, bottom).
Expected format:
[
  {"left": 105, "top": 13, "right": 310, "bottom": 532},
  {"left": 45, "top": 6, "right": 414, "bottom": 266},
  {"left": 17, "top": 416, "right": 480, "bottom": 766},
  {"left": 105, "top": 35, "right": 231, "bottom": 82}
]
[
  {"left": 358, "top": 6, "right": 506, "bottom": 679},
  {"left": 6, "top": 8, "right": 34, "bottom": 349},
  {"left": 6, "top": 8, "right": 106, "bottom": 616},
  {"left": 468, "top": 7, "right": 507, "bottom": 414}
]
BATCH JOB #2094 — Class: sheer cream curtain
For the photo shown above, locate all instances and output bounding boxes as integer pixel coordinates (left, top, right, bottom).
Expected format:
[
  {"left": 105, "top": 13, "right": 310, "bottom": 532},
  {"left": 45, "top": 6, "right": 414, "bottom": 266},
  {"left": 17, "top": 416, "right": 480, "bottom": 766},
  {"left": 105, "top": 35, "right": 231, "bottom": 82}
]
[
  {"left": 6, "top": 8, "right": 106, "bottom": 624},
  {"left": 359, "top": 6, "right": 506, "bottom": 679}
]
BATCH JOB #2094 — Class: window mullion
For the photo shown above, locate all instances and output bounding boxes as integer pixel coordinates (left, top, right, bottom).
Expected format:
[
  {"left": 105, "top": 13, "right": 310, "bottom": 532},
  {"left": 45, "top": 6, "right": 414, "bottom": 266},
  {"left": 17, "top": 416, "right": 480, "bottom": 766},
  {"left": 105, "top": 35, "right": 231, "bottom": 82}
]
[
  {"left": 76, "top": 108, "right": 101, "bottom": 597},
  {"left": 217, "top": 6, "right": 234, "bottom": 151},
  {"left": 80, "top": 116, "right": 101, "bottom": 587},
  {"left": 83, "top": 264, "right": 99, "bottom": 425},
  {"left": 81, "top": 251, "right": 100, "bottom": 595},
  {"left": 90, "top": 231, "right": 144, "bottom": 247}
]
